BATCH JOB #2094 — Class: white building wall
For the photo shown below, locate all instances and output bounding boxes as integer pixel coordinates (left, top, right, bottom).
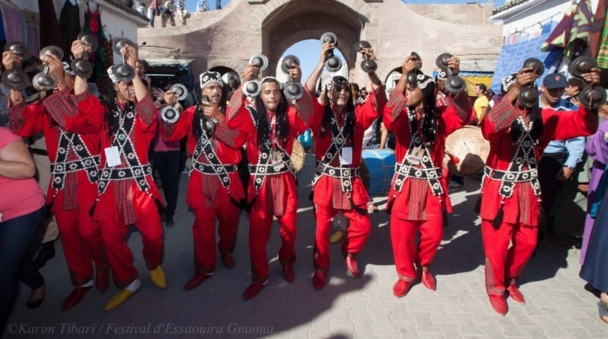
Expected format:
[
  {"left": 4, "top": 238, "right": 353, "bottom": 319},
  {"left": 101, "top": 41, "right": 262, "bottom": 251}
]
[
  {"left": 9, "top": 0, "right": 142, "bottom": 64},
  {"left": 496, "top": 0, "right": 600, "bottom": 37}
]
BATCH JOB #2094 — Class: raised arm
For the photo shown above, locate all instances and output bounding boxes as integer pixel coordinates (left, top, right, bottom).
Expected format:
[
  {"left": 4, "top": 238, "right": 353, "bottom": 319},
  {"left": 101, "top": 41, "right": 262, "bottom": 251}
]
[
  {"left": 305, "top": 42, "right": 334, "bottom": 93},
  {"left": 70, "top": 39, "right": 91, "bottom": 95}
]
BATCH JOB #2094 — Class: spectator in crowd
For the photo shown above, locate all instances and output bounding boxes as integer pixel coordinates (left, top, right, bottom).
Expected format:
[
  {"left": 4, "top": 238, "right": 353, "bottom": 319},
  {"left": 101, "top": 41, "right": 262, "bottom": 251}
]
[
  {"left": 473, "top": 83, "right": 488, "bottom": 124},
  {"left": 580, "top": 101, "right": 608, "bottom": 265},
  {"left": 0, "top": 126, "right": 46, "bottom": 330},
  {"left": 565, "top": 77, "right": 585, "bottom": 103},
  {"left": 537, "top": 74, "right": 585, "bottom": 246}
]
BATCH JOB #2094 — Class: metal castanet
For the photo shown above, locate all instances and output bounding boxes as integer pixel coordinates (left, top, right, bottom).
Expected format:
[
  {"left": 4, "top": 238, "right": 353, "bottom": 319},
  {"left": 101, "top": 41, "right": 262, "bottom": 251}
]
[
  {"left": 568, "top": 56, "right": 607, "bottom": 109},
  {"left": 242, "top": 54, "right": 268, "bottom": 97},
  {"left": 110, "top": 37, "right": 137, "bottom": 83},
  {"left": 32, "top": 45, "right": 64, "bottom": 92},
  {"left": 160, "top": 105, "right": 180, "bottom": 124},
  {"left": 199, "top": 95, "right": 217, "bottom": 135},
  {"left": 170, "top": 83, "right": 188, "bottom": 101},
  {"left": 517, "top": 57, "right": 544, "bottom": 107},
  {"left": 356, "top": 41, "right": 377, "bottom": 73},
  {"left": 2, "top": 41, "right": 32, "bottom": 91},
  {"left": 71, "top": 33, "right": 99, "bottom": 79},
  {"left": 321, "top": 32, "right": 342, "bottom": 72},
  {"left": 435, "top": 52, "right": 465, "bottom": 94},
  {"left": 281, "top": 55, "right": 303, "bottom": 101}
]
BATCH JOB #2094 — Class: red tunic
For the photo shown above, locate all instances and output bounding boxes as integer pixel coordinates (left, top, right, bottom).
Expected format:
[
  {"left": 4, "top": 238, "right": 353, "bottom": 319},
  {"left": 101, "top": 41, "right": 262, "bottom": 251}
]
[
  {"left": 68, "top": 92, "right": 164, "bottom": 225},
  {"left": 383, "top": 89, "right": 472, "bottom": 220},
  {"left": 299, "top": 88, "right": 387, "bottom": 208},
  {"left": 226, "top": 91, "right": 308, "bottom": 216},
  {"left": 480, "top": 98, "right": 598, "bottom": 226},
  {"left": 8, "top": 88, "right": 101, "bottom": 208},
  {"left": 161, "top": 106, "right": 246, "bottom": 208}
]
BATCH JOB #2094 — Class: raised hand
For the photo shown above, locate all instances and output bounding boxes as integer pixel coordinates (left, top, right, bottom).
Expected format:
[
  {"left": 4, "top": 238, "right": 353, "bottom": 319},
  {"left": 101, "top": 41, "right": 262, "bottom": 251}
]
[{"left": 2, "top": 51, "right": 22, "bottom": 70}]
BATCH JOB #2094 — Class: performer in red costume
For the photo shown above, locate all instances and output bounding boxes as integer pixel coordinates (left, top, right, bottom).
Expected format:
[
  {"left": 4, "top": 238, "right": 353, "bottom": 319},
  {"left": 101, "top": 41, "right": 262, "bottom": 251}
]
[
  {"left": 383, "top": 54, "right": 471, "bottom": 298},
  {"left": 299, "top": 42, "right": 386, "bottom": 290},
  {"left": 4, "top": 43, "right": 109, "bottom": 312},
  {"left": 479, "top": 67, "right": 600, "bottom": 315},
  {"left": 226, "top": 63, "right": 308, "bottom": 300},
  {"left": 61, "top": 41, "right": 166, "bottom": 311},
  {"left": 161, "top": 71, "right": 246, "bottom": 291}
]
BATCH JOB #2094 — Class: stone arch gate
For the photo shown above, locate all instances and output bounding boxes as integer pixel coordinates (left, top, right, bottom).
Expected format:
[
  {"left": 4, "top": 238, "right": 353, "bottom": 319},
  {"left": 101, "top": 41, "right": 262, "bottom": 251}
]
[{"left": 138, "top": 0, "right": 501, "bottom": 88}]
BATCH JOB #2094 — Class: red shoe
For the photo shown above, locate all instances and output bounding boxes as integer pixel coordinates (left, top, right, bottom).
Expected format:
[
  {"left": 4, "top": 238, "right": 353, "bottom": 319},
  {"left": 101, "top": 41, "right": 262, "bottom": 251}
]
[
  {"left": 282, "top": 263, "right": 295, "bottom": 283},
  {"left": 61, "top": 286, "right": 92, "bottom": 312},
  {"left": 421, "top": 270, "right": 436, "bottom": 291},
  {"left": 312, "top": 271, "right": 327, "bottom": 291},
  {"left": 242, "top": 280, "right": 268, "bottom": 300},
  {"left": 488, "top": 294, "right": 508, "bottom": 315},
  {"left": 96, "top": 269, "right": 110, "bottom": 293},
  {"left": 221, "top": 253, "right": 235, "bottom": 270},
  {"left": 507, "top": 284, "right": 525, "bottom": 304},
  {"left": 345, "top": 254, "right": 360, "bottom": 278},
  {"left": 184, "top": 273, "right": 212, "bottom": 291},
  {"left": 393, "top": 279, "right": 411, "bottom": 298}
]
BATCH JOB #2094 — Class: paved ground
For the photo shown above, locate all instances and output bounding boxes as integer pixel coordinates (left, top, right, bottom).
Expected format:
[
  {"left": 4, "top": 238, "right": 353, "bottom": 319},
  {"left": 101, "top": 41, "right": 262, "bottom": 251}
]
[{"left": 5, "top": 153, "right": 608, "bottom": 339}]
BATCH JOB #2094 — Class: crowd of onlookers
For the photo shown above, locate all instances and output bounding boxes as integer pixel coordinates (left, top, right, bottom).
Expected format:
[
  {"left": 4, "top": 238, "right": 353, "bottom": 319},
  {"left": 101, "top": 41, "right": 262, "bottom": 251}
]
[{"left": 132, "top": 0, "right": 226, "bottom": 27}]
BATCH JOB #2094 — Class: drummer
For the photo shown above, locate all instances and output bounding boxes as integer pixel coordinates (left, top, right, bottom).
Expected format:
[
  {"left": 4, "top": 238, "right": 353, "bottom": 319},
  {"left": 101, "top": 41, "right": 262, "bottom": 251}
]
[
  {"left": 383, "top": 54, "right": 472, "bottom": 298},
  {"left": 298, "top": 41, "right": 387, "bottom": 290}
]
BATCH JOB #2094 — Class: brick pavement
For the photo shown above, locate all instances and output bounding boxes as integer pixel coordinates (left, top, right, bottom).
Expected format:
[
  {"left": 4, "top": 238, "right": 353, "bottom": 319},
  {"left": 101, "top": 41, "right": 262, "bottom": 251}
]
[{"left": 4, "top": 154, "right": 608, "bottom": 338}]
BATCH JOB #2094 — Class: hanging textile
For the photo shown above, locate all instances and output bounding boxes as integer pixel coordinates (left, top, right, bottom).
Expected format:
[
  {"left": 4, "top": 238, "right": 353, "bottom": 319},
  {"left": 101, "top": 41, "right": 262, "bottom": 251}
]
[
  {"left": 2, "top": 5, "right": 26, "bottom": 43},
  {"left": 0, "top": 3, "right": 38, "bottom": 56},
  {"left": 60, "top": 0, "right": 81, "bottom": 57},
  {"left": 597, "top": 8, "right": 608, "bottom": 68},
  {"left": 38, "top": 0, "right": 64, "bottom": 49},
  {"left": 541, "top": 0, "right": 600, "bottom": 57},
  {"left": 82, "top": 3, "right": 106, "bottom": 79},
  {"left": 26, "top": 24, "right": 39, "bottom": 57},
  {"left": 589, "top": 0, "right": 608, "bottom": 58}
]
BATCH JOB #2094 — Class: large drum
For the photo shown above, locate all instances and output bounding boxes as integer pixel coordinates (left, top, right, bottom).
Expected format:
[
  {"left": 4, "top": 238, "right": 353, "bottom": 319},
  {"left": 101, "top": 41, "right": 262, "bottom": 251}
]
[
  {"left": 444, "top": 125, "right": 489, "bottom": 176},
  {"left": 360, "top": 149, "right": 396, "bottom": 197}
]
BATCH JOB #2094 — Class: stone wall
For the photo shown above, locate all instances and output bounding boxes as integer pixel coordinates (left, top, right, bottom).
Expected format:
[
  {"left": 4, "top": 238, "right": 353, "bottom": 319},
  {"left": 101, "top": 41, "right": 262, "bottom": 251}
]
[{"left": 138, "top": 0, "right": 502, "bottom": 84}]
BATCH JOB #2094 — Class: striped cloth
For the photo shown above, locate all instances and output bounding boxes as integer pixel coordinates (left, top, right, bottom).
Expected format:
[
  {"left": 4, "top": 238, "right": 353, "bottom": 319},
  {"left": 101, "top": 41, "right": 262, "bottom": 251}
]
[
  {"left": 0, "top": 4, "right": 39, "bottom": 57},
  {"left": 597, "top": 9, "right": 608, "bottom": 68}
]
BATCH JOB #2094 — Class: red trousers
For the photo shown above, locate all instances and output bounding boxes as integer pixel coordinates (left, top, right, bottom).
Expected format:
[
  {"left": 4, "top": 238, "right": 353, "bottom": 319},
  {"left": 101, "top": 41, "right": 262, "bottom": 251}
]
[
  {"left": 248, "top": 203, "right": 297, "bottom": 283},
  {"left": 99, "top": 194, "right": 164, "bottom": 288},
  {"left": 53, "top": 187, "right": 107, "bottom": 286},
  {"left": 481, "top": 219, "right": 537, "bottom": 295},
  {"left": 314, "top": 205, "right": 371, "bottom": 272},
  {"left": 390, "top": 218, "right": 443, "bottom": 281},
  {"left": 191, "top": 201, "right": 240, "bottom": 274}
]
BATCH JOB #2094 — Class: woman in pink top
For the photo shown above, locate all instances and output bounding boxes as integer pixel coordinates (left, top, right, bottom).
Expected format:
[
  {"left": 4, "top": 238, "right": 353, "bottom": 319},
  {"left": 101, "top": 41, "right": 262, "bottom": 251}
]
[{"left": 0, "top": 126, "right": 46, "bottom": 332}]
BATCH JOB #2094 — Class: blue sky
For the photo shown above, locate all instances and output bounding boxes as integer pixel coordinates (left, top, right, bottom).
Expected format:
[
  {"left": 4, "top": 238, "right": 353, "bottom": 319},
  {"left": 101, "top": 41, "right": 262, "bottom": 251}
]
[{"left": 183, "top": 0, "right": 508, "bottom": 79}]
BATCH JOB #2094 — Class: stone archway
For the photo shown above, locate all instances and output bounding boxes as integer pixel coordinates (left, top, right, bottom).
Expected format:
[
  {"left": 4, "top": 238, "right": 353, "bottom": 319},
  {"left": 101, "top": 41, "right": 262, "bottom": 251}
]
[
  {"left": 254, "top": 0, "right": 374, "bottom": 79},
  {"left": 138, "top": 0, "right": 502, "bottom": 83}
]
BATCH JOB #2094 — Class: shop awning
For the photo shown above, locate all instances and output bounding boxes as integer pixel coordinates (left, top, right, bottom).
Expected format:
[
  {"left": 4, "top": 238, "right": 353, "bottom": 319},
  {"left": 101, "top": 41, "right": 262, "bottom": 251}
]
[{"left": 146, "top": 58, "right": 193, "bottom": 72}]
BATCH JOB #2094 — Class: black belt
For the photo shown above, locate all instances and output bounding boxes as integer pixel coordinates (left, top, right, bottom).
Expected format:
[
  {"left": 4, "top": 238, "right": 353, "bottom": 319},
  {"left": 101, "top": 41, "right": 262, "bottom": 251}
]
[
  {"left": 395, "top": 163, "right": 442, "bottom": 180},
  {"left": 320, "top": 165, "right": 360, "bottom": 179},
  {"left": 51, "top": 157, "right": 100, "bottom": 175},
  {"left": 248, "top": 162, "right": 294, "bottom": 176},
  {"left": 484, "top": 166, "right": 538, "bottom": 183},
  {"left": 30, "top": 148, "right": 48, "bottom": 156},
  {"left": 101, "top": 164, "right": 153, "bottom": 180},
  {"left": 192, "top": 162, "right": 237, "bottom": 175}
]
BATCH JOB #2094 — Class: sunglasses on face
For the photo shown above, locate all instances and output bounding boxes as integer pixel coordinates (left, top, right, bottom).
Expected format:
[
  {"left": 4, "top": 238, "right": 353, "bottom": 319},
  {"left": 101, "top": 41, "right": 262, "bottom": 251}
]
[{"left": 332, "top": 85, "right": 349, "bottom": 93}]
